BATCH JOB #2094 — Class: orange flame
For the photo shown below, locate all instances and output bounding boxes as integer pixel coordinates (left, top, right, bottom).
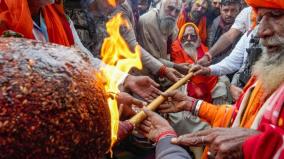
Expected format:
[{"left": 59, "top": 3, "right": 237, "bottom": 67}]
[
  {"left": 107, "top": 0, "right": 117, "bottom": 7},
  {"left": 100, "top": 13, "right": 142, "bottom": 148}
]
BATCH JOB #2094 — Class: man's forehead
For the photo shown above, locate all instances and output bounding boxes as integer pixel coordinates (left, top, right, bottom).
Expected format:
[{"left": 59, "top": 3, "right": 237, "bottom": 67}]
[
  {"left": 167, "top": 0, "right": 182, "bottom": 7},
  {"left": 257, "top": 8, "right": 284, "bottom": 16},
  {"left": 184, "top": 26, "right": 196, "bottom": 34}
]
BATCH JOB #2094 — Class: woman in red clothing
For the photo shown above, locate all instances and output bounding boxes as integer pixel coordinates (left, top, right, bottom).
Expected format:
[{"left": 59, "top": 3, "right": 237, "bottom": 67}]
[{"left": 171, "top": 23, "right": 218, "bottom": 102}]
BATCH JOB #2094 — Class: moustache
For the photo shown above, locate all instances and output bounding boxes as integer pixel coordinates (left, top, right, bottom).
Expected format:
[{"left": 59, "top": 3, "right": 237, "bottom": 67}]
[{"left": 260, "top": 34, "right": 284, "bottom": 48}]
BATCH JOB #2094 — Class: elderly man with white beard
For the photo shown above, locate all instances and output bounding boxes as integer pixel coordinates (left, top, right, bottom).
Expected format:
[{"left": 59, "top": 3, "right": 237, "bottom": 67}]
[
  {"left": 137, "top": 0, "right": 191, "bottom": 82},
  {"left": 138, "top": 0, "right": 284, "bottom": 158}
]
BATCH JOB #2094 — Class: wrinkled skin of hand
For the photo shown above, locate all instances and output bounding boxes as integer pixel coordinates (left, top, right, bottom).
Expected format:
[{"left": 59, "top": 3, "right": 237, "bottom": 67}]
[
  {"left": 165, "top": 67, "right": 184, "bottom": 82},
  {"left": 174, "top": 63, "right": 191, "bottom": 75},
  {"left": 197, "top": 55, "right": 211, "bottom": 66},
  {"left": 171, "top": 128, "right": 260, "bottom": 159},
  {"left": 138, "top": 109, "right": 174, "bottom": 142},
  {"left": 117, "top": 92, "right": 144, "bottom": 120},
  {"left": 230, "top": 85, "right": 243, "bottom": 102},
  {"left": 190, "top": 64, "right": 211, "bottom": 76},
  {"left": 123, "top": 75, "right": 161, "bottom": 102},
  {"left": 158, "top": 91, "right": 196, "bottom": 113}
]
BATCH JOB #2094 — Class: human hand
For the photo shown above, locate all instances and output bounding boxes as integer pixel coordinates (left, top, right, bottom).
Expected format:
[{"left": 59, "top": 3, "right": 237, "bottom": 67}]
[
  {"left": 230, "top": 85, "right": 243, "bottom": 102},
  {"left": 123, "top": 75, "right": 161, "bottom": 102},
  {"left": 117, "top": 92, "right": 145, "bottom": 119},
  {"left": 158, "top": 91, "right": 196, "bottom": 113},
  {"left": 197, "top": 54, "right": 211, "bottom": 66},
  {"left": 164, "top": 67, "right": 183, "bottom": 82},
  {"left": 189, "top": 64, "right": 211, "bottom": 76},
  {"left": 171, "top": 128, "right": 260, "bottom": 159},
  {"left": 173, "top": 63, "right": 191, "bottom": 75},
  {"left": 138, "top": 108, "right": 175, "bottom": 142}
]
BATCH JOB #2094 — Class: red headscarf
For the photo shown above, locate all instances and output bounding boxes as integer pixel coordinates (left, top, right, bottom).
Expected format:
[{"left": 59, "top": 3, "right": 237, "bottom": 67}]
[{"left": 0, "top": 0, "right": 74, "bottom": 46}]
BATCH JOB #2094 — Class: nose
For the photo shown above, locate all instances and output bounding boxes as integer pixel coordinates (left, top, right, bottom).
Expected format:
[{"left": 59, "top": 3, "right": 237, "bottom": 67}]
[{"left": 257, "top": 15, "right": 274, "bottom": 39}]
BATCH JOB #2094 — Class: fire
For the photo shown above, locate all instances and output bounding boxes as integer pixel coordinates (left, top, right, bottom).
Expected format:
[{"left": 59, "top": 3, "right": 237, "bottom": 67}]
[
  {"left": 100, "top": 13, "right": 143, "bottom": 148},
  {"left": 107, "top": 0, "right": 116, "bottom": 7}
]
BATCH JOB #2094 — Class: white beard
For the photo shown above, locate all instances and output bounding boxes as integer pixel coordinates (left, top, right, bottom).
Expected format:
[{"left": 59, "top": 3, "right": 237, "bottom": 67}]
[
  {"left": 253, "top": 47, "right": 284, "bottom": 95},
  {"left": 182, "top": 43, "right": 198, "bottom": 61},
  {"left": 182, "top": 39, "right": 200, "bottom": 61}
]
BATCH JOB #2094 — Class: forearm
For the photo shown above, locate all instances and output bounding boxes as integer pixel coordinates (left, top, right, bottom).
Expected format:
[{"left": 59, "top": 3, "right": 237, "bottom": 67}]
[
  {"left": 156, "top": 136, "right": 191, "bottom": 159},
  {"left": 194, "top": 101, "right": 233, "bottom": 127},
  {"left": 159, "top": 58, "right": 175, "bottom": 68},
  {"left": 209, "top": 29, "right": 241, "bottom": 57}
]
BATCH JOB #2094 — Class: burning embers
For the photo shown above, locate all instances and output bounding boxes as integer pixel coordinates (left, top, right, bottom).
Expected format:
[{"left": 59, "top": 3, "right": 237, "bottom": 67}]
[{"left": 0, "top": 38, "right": 111, "bottom": 158}]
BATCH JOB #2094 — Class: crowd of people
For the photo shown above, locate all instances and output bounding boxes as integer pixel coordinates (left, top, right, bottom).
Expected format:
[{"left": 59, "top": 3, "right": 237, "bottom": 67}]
[{"left": 0, "top": 0, "right": 284, "bottom": 158}]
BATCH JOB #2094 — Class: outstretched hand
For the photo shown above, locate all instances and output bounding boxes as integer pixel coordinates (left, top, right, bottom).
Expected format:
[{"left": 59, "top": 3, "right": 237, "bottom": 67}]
[
  {"left": 117, "top": 92, "right": 145, "bottom": 119},
  {"left": 123, "top": 75, "right": 161, "bottom": 102},
  {"left": 171, "top": 128, "right": 260, "bottom": 159},
  {"left": 158, "top": 91, "right": 196, "bottom": 113},
  {"left": 138, "top": 108, "right": 174, "bottom": 142}
]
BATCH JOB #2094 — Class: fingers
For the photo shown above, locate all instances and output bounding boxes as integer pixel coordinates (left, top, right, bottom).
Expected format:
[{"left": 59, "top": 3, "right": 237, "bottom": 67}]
[
  {"left": 143, "top": 108, "right": 156, "bottom": 118},
  {"left": 161, "top": 91, "right": 178, "bottom": 98},
  {"left": 147, "top": 77, "right": 160, "bottom": 88},
  {"left": 173, "top": 69, "right": 183, "bottom": 78},
  {"left": 171, "top": 128, "right": 221, "bottom": 146}
]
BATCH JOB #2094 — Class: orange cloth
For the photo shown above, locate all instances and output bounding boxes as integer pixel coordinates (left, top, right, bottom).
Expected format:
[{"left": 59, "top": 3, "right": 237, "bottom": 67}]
[
  {"left": 177, "top": 10, "right": 207, "bottom": 44},
  {"left": 171, "top": 23, "right": 218, "bottom": 102},
  {"left": 246, "top": 0, "right": 284, "bottom": 10},
  {"left": 0, "top": 0, "right": 74, "bottom": 46},
  {"left": 198, "top": 78, "right": 266, "bottom": 159}
]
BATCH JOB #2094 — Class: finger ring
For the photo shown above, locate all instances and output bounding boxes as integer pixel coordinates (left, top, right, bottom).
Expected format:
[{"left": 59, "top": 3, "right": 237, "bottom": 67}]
[{"left": 207, "top": 151, "right": 216, "bottom": 159}]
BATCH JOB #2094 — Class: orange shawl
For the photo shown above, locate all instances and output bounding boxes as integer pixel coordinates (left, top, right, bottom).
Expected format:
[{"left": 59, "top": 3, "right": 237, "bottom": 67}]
[
  {"left": 0, "top": 0, "right": 74, "bottom": 46},
  {"left": 199, "top": 77, "right": 266, "bottom": 159},
  {"left": 177, "top": 10, "right": 207, "bottom": 44},
  {"left": 171, "top": 23, "right": 218, "bottom": 102}
]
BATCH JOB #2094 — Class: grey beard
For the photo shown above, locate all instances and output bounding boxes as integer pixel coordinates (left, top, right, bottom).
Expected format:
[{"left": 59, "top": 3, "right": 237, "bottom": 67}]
[
  {"left": 182, "top": 43, "right": 198, "bottom": 60},
  {"left": 253, "top": 47, "right": 284, "bottom": 94},
  {"left": 159, "top": 17, "right": 176, "bottom": 35}
]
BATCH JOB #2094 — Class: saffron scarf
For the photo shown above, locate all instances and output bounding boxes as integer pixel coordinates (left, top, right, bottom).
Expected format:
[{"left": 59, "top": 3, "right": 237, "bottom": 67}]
[{"left": 0, "top": 0, "right": 74, "bottom": 46}]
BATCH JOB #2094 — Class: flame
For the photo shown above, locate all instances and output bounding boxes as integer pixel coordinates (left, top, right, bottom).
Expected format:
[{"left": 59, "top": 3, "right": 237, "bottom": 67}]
[
  {"left": 100, "top": 13, "right": 142, "bottom": 148},
  {"left": 107, "top": 0, "right": 116, "bottom": 7}
]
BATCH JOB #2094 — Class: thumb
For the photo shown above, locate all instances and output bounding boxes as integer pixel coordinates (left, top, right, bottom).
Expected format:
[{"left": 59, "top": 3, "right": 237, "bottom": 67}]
[{"left": 143, "top": 108, "right": 155, "bottom": 118}]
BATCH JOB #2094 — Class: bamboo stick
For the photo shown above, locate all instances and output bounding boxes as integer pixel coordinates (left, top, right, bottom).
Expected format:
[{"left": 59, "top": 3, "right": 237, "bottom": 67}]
[{"left": 129, "top": 72, "right": 194, "bottom": 125}]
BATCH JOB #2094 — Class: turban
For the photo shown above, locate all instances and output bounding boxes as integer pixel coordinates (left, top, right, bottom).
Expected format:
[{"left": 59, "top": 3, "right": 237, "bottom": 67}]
[
  {"left": 177, "top": 22, "right": 200, "bottom": 41},
  {"left": 245, "top": 0, "right": 284, "bottom": 10}
]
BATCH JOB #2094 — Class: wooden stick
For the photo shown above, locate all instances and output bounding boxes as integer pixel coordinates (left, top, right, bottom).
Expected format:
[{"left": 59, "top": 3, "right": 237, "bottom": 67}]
[{"left": 129, "top": 72, "right": 194, "bottom": 125}]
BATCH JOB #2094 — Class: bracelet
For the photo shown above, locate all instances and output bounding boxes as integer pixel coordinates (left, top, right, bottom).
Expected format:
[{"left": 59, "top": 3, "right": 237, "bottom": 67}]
[
  {"left": 193, "top": 100, "right": 203, "bottom": 116},
  {"left": 155, "top": 130, "right": 177, "bottom": 143},
  {"left": 204, "top": 53, "right": 212, "bottom": 62},
  {"left": 158, "top": 65, "right": 167, "bottom": 77}
]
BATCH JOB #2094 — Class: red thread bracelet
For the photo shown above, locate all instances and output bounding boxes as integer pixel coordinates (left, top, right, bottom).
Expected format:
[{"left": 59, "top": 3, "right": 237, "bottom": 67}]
[
  {"left": 155, "top": 130, "right": 177, "bottom": 142},
  {"left": 158, "top": 65, "right": 167, "bottom": 77}
]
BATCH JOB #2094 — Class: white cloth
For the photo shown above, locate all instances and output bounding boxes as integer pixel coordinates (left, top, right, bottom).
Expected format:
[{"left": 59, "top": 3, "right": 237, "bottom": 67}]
[
  {"left": 209, "top": 29, "right": 257, "bottom": 76},
  {"left": 231, "top": 7, "right": 253, "bottom": 33}
]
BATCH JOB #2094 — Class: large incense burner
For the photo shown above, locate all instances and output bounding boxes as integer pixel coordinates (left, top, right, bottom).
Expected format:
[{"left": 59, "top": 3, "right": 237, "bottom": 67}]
[{"left": 0, "top": 38, "right": 111, "bottom": 158}]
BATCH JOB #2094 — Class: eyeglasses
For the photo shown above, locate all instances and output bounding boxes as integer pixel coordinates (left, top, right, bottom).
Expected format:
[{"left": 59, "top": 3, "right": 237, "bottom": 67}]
[{"left": 182, "top": 34, "right": 198, "bottom": 42}]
